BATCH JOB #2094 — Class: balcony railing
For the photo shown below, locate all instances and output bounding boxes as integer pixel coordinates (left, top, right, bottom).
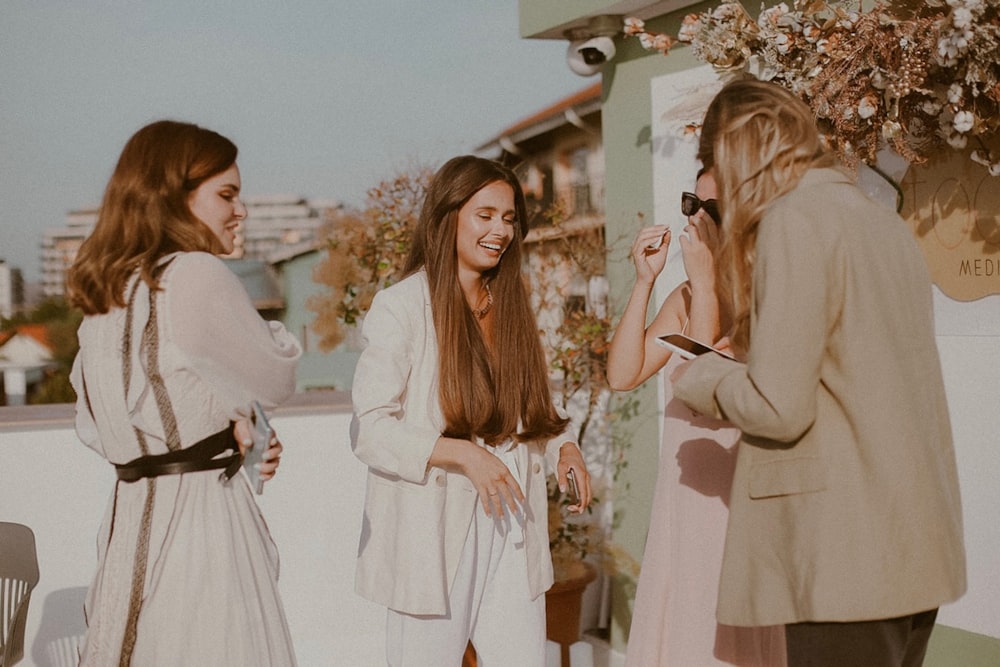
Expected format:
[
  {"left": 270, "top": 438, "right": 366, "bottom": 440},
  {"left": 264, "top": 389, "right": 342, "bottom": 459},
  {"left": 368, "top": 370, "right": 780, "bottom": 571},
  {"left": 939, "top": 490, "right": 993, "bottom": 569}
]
[
  {"left": 0, "top": 392, "right": 392, "bottom": 667},
  {"left": 555, "top": 180, "right": 606, "bottom": 219},
  {"left": 0, "top": 393, "right": 617, "bottom": 666}
]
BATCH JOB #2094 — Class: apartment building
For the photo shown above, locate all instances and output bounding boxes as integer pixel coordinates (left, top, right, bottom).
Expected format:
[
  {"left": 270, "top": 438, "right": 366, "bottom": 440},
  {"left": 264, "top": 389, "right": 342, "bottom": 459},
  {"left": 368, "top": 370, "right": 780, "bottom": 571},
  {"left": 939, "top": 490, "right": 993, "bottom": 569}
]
[
  {"left": 40, "top": 209, "right": 97, "bottom": 297},
  {"left": 477, "top": 82, "right": 604, "bottom": 228},
  {"left": 476, "top": 82, "right": 608, "bottom": 340},
  {"left": 0, "top": 259, "right": 23, "bottom": 319},
  {"left": 39, "top": 197, "right": 337, "bottom": 298}
]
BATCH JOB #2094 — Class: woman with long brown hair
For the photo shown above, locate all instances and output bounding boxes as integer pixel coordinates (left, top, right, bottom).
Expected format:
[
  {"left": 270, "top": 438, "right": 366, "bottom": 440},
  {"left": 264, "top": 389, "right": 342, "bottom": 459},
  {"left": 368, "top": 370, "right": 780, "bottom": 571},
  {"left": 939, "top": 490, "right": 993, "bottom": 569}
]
[
  {"left": 351, "top": 155, "right": 592, "bottom": 666},
  {"left": 673, "top": 78, "right": 965, "bottom": 666},
  {"left": 67, "top": 120, "right": 301, "bottom": 666}
]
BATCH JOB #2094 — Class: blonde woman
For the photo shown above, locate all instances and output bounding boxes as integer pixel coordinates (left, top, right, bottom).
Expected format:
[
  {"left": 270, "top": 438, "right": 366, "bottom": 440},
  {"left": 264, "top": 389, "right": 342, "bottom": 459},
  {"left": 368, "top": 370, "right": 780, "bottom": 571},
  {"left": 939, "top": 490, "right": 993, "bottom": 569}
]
[{"left": 673, "top": 78, "right": 966, "bottom": 667}]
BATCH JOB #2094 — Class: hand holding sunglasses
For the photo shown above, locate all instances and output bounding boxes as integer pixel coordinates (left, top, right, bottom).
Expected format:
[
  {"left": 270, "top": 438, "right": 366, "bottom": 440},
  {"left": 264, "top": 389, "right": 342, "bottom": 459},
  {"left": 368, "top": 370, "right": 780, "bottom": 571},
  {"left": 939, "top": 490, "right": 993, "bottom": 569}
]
[{"left": 681, "top": 192, "right": 721, "bottom": 225}]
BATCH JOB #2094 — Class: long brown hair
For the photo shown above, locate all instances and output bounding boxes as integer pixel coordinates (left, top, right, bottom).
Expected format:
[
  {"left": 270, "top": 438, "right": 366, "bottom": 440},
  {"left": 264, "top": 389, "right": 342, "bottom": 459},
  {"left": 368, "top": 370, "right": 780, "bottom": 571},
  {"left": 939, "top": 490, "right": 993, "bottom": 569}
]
[
  {"left": 66, "top": 120, "right": 236, "bottom": 314},
  {"left": 405, "top": 155, "right": 568, "bottom": 445},
  {"left": 699, "top": 79, "right": 839, "bottom": 352}
]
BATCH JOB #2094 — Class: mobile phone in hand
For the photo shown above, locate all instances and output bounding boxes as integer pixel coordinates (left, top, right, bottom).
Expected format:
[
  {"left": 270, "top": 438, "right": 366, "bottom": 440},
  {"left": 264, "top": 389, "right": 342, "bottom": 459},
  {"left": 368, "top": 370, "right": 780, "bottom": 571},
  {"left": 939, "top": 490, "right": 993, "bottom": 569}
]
[
  {"left": 566, "top": 468, "right": 581, "bottom": 506},
  {"left": 656, "top": 333, "right": 734, "bottom": 361},
  {"left": 242, "top": 401, "right": 272, "bottom": 495}
]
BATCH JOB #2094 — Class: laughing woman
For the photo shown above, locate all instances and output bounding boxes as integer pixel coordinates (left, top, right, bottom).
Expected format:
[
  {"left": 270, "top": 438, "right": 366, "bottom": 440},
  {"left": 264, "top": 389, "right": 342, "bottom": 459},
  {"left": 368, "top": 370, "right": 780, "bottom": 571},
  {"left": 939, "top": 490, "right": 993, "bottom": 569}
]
[{"left": 351, "top": 155, "right": 592, "bottom": 667}]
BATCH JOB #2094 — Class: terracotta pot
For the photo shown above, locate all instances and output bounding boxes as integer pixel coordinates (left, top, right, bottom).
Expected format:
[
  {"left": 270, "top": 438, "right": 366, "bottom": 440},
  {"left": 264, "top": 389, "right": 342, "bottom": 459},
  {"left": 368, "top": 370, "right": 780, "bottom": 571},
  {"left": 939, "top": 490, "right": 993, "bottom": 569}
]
[
  {"left": 545, "top": 561, "right": 598, "bottom": 667},
  {"left": 462, "top": 641, "right": 477, "bottom": 667}
]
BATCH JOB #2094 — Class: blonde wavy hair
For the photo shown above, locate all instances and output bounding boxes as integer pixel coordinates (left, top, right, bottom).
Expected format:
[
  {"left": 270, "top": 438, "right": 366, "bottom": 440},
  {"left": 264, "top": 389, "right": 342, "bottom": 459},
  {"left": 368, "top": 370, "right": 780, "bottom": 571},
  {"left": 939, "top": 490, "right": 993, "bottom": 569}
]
[{"left": 699, "top": 78, "right": 840, "bottom": 352}]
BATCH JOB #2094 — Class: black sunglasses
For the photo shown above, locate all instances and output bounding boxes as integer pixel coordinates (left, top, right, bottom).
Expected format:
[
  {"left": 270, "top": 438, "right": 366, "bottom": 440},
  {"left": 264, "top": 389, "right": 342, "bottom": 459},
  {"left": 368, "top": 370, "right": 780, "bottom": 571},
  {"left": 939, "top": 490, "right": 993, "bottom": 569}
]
[{"left": 681, "top": 192, "right": 721, "bottom": 225}]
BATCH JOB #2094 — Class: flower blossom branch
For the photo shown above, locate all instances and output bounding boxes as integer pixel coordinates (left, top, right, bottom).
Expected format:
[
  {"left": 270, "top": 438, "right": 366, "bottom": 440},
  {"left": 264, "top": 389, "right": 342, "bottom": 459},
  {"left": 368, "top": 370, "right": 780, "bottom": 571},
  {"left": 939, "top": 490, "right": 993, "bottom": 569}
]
[{"left": 625, "top": 1, "right": 1000, "bottom": 176}]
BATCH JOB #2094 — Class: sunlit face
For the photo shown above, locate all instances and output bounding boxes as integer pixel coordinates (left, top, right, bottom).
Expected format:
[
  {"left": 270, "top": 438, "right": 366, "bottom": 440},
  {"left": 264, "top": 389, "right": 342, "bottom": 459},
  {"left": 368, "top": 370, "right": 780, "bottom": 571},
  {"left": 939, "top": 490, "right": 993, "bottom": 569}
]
[
  {"left": 187, "top": 163, "right": 246, "bottom": 254},
  {"left": 455, "top": 180, "right": 516, "bottom": 278}
]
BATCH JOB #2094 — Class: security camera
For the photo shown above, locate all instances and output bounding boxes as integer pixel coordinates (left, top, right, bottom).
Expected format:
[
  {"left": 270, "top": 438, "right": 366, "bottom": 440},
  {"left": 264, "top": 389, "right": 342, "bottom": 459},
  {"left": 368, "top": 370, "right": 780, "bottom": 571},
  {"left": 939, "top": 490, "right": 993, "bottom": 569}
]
[
  {"left": 567, "top": 36, "right": 616, "bottom": 76},
  {"left": 564, "top": 14, "right": 620, "bottom": 76},
  {"left": 578, "top": 36, "right": 616, "bottom": 65}
]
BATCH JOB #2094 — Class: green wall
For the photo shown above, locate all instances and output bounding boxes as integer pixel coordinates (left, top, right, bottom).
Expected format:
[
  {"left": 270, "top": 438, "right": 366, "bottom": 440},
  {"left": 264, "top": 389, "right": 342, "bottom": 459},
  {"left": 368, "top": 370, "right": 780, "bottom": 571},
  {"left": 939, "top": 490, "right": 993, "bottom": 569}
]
[
  {"left": 518, "top": 0, "right": 734, "bottom": 650},
  {"left": 926, "top": 626, "right": 1000, "bottom": 666},
  {"left": 598, "top": 10, "right": 714, "bottom": 649}
]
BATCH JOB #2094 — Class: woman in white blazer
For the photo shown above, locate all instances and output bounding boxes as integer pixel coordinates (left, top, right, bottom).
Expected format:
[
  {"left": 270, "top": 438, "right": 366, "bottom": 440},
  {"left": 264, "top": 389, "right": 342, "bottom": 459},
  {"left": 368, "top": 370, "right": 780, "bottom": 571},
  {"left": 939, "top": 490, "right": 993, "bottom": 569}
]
[{"left": 351, "top": 155, "right": 592, "bottom": 667}]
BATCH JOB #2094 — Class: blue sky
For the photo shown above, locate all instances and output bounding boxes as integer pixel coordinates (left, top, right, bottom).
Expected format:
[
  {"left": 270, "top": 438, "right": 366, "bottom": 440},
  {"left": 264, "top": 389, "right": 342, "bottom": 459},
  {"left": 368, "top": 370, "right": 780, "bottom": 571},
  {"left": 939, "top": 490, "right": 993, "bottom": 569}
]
[{"left": 0, "top": 2, "right": 587, "bottom": 282}]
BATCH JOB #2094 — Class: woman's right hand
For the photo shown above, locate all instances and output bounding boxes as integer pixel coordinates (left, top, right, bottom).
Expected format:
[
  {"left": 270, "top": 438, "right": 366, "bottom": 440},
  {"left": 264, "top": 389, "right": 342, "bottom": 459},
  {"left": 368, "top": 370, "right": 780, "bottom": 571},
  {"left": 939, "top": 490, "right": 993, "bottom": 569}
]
[
  {"left": 430, "top": 437, "right": 524, "bottom": 517},
  {"left": 679, "top": 215, "right": 716, "bottom": 289},
  {"left": 465, "top": 446, "right": 525, "bottom": 518},
  {"left": 234, "top": 418, "right": 283, "bottom": 481},
  {"left": 631, "top": 225, "right": 671, "bottom": 286}
]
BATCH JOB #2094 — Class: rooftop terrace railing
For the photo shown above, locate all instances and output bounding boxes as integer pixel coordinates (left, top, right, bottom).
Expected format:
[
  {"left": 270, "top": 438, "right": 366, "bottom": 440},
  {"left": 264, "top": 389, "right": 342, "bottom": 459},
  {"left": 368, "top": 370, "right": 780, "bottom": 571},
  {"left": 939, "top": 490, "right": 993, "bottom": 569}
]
[{"left": 0, "top": 391, "right": 389, "bottom": 667}]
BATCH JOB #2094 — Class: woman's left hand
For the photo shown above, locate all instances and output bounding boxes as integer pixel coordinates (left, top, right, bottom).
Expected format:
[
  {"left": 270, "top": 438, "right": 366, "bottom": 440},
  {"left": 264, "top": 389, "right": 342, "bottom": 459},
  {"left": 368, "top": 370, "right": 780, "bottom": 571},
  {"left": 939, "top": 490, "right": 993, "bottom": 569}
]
[
  {"left": 670, "top": 335, "right": 735, "bottom": 384},
  {"left": 234, "top": 419, "right": 283, "bottom": 481},
  {"left": 557, "top": 442, "right": 592, "bottom": 514},
  {"left": 669, "top": 359, "right": 691, "bottom": 385}
]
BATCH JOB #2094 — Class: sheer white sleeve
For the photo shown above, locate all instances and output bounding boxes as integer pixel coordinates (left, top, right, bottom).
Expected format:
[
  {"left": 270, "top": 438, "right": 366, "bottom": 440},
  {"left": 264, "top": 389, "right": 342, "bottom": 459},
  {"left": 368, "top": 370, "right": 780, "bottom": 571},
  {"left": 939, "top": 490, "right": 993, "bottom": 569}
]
[
  {"left": 164, "top": 253, "right": 302, "bottom": 418},
  {"left": 69, "top": 349, "right": 102, "bottom": 453}
]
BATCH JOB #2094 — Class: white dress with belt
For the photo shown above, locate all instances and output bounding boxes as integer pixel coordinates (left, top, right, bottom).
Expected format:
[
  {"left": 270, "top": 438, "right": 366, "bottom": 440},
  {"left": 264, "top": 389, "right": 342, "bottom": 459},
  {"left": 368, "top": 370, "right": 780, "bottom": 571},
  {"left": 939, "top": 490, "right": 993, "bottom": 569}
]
[{"left": 70, "top": 252, "right": 302, "bottom": 666}]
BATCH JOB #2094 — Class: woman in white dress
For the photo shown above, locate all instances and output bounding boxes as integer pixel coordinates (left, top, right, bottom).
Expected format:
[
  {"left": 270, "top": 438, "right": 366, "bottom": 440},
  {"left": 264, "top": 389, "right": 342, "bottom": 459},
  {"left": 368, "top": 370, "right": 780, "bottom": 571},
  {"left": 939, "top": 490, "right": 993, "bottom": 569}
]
[{"left": 67, "top": 120, "right": 301, "bottom": 666}]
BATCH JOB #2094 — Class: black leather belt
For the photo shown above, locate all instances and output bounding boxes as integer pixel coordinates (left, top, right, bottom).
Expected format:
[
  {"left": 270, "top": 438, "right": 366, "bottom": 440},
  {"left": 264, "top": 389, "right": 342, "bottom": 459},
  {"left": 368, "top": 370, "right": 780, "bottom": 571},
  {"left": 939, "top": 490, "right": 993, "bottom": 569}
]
[{"left": 115, "top": 425, "right": 242, "bottom": 482}]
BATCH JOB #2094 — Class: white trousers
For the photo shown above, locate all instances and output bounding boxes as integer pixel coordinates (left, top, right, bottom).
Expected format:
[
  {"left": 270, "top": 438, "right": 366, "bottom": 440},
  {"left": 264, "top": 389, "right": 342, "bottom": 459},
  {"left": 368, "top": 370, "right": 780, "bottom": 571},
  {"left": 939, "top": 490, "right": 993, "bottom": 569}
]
[{"left": 385, "top": 446, "right": 546, "bottom": 667}]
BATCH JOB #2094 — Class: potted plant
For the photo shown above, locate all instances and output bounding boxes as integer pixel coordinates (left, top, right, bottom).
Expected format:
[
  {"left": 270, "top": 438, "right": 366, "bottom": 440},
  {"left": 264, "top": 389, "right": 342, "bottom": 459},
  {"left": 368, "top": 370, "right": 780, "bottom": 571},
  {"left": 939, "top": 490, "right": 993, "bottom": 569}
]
[{"left": 526, "top": 212, "right": 644, "bottom": 665}]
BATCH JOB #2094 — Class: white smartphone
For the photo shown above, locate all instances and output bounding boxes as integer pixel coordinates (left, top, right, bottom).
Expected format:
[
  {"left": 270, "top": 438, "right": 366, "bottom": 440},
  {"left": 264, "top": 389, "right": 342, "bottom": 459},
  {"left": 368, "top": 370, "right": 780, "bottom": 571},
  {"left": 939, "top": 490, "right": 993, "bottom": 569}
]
[
  {"left": 242, "top": 401, "right": 273, "bottom": 495},
  {"left": 656, "top": 333, "right": 734, "bottom": 361}
]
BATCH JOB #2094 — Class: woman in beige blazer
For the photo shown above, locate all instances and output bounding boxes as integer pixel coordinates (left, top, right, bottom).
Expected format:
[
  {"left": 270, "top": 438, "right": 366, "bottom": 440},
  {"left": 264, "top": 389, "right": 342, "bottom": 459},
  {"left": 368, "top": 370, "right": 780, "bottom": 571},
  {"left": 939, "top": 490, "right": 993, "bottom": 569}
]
[
  {"left": 672, "top": 79, "right": 966, "bottom": 666},
  {"left": 351, "top": 156, "right": 591, "bottom": 666}
]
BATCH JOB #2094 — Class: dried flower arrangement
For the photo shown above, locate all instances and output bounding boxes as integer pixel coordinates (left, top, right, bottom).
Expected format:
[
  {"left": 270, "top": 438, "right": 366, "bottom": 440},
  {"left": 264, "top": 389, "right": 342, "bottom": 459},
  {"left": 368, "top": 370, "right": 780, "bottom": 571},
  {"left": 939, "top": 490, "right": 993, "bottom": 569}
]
[{"left": 624, "top": 0, "right": 1000, "bottom": 175}]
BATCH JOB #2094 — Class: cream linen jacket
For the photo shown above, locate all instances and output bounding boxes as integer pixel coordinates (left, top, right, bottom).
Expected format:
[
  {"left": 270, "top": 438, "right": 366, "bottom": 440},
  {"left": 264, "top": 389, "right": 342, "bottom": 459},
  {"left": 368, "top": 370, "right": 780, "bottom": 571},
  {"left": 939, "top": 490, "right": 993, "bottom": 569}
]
[
  {"left": 675, "top": 168, "right": 966, "bottom": 627},
  {"left": 351, "top": 271, "right": 575, "bottom": 616}
]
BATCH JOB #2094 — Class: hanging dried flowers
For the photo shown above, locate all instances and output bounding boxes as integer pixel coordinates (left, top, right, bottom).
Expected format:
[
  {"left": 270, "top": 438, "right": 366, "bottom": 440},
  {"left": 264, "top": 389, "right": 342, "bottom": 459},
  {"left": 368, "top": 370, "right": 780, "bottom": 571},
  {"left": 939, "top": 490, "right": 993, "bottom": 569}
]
[{"left": 624, "top": 1, "right": 1000, "bottom": 175}]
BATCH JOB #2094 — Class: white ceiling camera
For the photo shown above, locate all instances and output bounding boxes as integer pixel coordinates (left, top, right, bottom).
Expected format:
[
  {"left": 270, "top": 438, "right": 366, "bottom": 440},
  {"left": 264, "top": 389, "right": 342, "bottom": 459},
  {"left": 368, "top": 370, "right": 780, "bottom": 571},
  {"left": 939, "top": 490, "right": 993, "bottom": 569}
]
[
  {"left": 578, "top": 36, "right": 616, "bottom": 66},
  {"left": 567, "top": 36, "right": 616, "bottom": 77},
  {"left": 564, "top": 16, "right": 621, "bottom": 77}
]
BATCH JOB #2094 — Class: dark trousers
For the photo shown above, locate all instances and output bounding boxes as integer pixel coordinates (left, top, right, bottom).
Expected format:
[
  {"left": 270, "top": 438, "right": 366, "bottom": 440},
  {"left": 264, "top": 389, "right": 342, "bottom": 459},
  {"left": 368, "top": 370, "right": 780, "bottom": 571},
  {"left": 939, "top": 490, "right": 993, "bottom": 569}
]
[{"left": 785, "top": 608, "right": 938, "bottom": 667}]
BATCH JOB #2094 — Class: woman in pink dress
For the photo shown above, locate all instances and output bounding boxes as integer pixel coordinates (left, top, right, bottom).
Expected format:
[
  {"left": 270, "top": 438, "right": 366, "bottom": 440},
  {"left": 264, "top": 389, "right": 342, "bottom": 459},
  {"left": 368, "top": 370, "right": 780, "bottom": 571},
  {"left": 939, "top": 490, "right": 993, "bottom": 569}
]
[{"left": 607, "top": 169, "right": 785, "bottom": 666}]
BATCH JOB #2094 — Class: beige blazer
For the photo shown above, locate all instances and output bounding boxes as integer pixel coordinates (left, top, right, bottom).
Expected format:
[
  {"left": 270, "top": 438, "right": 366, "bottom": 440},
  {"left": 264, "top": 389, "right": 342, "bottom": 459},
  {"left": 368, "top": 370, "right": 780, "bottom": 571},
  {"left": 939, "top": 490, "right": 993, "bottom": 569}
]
[
  {"left": 675, "top": 168, "right": 966, "bottom": 626},
  {"left": 351, "top": 271, "right": 573, "bottom": 616}
]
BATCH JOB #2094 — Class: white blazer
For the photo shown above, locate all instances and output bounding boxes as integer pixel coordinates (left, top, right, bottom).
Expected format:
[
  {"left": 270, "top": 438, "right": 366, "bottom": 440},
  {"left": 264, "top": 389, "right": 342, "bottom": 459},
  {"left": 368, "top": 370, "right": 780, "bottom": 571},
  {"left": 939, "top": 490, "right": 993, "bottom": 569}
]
[{"left": 351, "top": 271, "right": 575, "bottom": 616}]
